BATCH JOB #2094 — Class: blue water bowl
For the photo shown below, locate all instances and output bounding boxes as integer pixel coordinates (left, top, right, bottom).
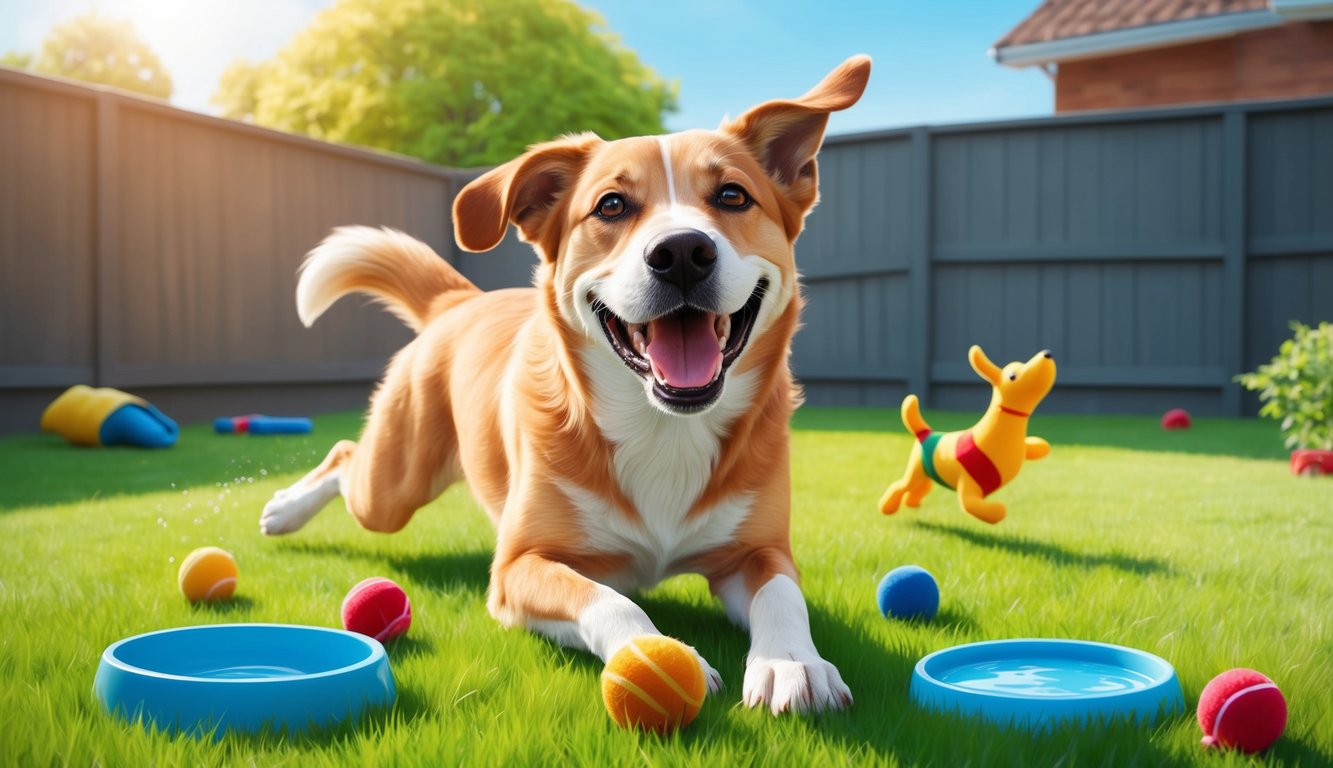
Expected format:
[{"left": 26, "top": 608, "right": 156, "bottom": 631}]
[
  {"left": 94, "top": 624, "right": 396, "bottom": 736},
  {"left": 911, "top": 639, "right": 1183, "bottom": 730}
]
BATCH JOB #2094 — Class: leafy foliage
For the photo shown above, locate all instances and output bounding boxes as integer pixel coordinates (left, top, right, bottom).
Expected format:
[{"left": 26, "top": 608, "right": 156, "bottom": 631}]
[
  {"left": 1, "top": 51, "right": 33, "bottom": 68},
  {"left": 6, "top": 13, "right": 173, "bottom": 99},
  {"left": 1236, "top": 320, "right": 1333, "bottom": 450},
  {"left": 212, "top": 0, "right": 676, "bottom": 167}
]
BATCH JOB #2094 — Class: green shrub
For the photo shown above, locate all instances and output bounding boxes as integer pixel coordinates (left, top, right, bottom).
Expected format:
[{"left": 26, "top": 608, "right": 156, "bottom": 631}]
[{"left": 1236, "top": 320, "right": 1333, "bottom": 451}]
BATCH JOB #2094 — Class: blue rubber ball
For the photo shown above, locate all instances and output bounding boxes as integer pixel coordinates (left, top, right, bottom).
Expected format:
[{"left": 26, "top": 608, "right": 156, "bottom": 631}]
[{"left": 877, "top": 565, "right": 940, "bottom": 621}]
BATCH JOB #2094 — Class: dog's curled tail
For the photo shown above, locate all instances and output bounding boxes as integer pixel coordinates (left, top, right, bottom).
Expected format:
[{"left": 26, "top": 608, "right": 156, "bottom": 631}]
[
  {"left": 900, "top": 394, "right": 932, "bottom": 439},
  {"left": 296, "top": 226, "right": 480, "bottom": 332}
]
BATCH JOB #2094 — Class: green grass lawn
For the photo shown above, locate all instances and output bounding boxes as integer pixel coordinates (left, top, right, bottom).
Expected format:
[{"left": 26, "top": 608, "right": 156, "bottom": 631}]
[{"left": 1, "top": 408, "right": 1329, "bottom": 766}]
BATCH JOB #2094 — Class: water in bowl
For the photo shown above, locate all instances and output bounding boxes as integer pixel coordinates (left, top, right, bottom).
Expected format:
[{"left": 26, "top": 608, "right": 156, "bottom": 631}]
[
  {"left": 191, "top": 664, "right": 308, "bottom": 680},
  {"left": 938, "top": 658, "right": 1155, "bottom": 698}
]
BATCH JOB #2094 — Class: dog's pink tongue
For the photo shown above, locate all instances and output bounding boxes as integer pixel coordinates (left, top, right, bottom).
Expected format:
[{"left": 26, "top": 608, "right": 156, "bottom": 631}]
[{"left": 647, "top": 312, "right": 721, "bottom": 389}]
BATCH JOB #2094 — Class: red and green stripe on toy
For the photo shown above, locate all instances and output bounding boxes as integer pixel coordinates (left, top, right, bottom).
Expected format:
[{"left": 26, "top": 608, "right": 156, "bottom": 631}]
[{"left": 40, "top": 385, "right": 178, "bottom": 448}]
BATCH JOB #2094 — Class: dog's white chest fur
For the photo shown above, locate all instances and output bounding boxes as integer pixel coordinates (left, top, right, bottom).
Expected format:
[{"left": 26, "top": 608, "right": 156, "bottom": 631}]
[{"left": 560, "top": 353, "right": 758, "bottom": 590}]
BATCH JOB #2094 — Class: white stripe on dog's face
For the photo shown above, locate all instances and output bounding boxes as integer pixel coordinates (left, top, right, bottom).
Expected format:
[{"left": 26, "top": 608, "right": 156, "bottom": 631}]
[{"left": 658, "top": 137, "right": 679, "bottom": 209}]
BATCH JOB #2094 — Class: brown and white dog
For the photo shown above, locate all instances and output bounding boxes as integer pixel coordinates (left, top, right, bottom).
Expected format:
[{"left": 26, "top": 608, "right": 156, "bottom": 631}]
[{"left": 260, "top": 56, "right": 871, "bottom": 715}]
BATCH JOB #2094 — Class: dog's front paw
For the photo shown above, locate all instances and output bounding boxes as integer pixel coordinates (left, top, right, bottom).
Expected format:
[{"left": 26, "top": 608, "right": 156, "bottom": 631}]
[{"left": 743, "top": 653, "right": 851, "bottom": 715}]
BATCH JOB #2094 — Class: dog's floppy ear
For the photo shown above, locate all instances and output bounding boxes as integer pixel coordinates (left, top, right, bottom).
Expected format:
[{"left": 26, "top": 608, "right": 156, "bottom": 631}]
[
  {"left": 724, "top": 55, "right": 870, "bottom": 217},
  {"left": 453, "top": 132, "right": 601, "bottom": 259},
  {"left": 969, "top": 345, "right": 1002, "bottom": 386}
]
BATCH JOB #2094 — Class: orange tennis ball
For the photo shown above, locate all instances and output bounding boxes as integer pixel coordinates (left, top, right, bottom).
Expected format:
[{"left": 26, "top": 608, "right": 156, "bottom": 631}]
[
  {"left": 178, "top": 546, "right": 238, "bottom": 603},
  {"left": 601, "top": 635, "right": 706, "bottom": 733}
]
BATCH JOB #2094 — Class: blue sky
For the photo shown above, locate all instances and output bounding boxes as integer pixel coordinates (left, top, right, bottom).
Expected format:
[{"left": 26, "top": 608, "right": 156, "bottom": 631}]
[{"left": 0, "top": 0, "right": 1052, "bottom": 136}]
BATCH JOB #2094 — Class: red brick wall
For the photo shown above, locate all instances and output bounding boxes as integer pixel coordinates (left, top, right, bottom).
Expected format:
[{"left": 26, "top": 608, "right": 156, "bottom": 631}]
[{"left": 1056, "top": 20, "right": 1333, "bottom": 111}]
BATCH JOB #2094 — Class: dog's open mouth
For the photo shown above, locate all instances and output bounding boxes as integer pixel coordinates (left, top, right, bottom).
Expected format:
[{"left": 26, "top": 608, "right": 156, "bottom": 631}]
[{"left": 594, "top": 280, "right": 767, "bottom": 411}]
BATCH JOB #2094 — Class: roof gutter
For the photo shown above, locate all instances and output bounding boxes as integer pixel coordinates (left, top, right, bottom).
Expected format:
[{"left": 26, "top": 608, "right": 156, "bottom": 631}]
[{"left": 991, "top": 9, "right": 1301, "bottom": 68}]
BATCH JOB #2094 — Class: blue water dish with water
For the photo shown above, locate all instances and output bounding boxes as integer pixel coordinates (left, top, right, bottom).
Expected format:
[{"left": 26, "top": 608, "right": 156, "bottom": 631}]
[
  {"left": 910, "top": 638, "right": 1184, "bottom": 730},
  {"left": 94, "top": 624, "right": 396, "bottom": 736}
]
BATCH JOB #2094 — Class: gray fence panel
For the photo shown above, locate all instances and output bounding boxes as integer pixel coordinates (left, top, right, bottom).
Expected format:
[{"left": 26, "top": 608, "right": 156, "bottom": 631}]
[
  {"left": 1249, "top": 108, "right": 1333, "bottom": 255},
  {"left": 0, "top": 68, "right": 455, "bottom": 432},
  {"left": 0, "top": 80, "right": 97, "bottom": 388},
  {"left": 3, "top": 66, "right": 1332, "bottom": 433},
  {"left": 800, "top": 138, "right": 914, "bottom": 278},
  {"left": 801, "top": 100, "right": 1330, "bottom": 415}
]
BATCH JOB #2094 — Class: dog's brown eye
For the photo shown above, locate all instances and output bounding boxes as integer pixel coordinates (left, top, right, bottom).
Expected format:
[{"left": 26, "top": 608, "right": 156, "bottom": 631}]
[
  {"left": 1009, "top": 373, "right": 1018, "bottom": 381},
  {"left": 596, "top": 193, "right": 627, "bottom": 220},
  {"left": 716, "top": 183, "right": 750, "bottom": 210}
]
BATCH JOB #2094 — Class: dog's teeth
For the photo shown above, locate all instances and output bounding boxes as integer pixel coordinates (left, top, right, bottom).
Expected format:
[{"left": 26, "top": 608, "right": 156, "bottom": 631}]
[
  {"left": 650, "top": 359, "right": 668, "bottom": 385},
  {"left": 632, "top": 330, "right": 648, "bottom": 357},
  {"left": 715, "top": 314, "right": 731, "bottom": 342},
  {"left": 718, "top": 334, "right": 728, "bottom": 350}
]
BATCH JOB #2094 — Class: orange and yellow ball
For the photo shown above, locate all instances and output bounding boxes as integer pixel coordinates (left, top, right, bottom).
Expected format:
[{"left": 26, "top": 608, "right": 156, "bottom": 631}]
[
  {"left": 601, "top": 635, "right": 705, "bottom": 733},
  {"left": 178, "top": 546, "right": 238, "bottom": 603}
]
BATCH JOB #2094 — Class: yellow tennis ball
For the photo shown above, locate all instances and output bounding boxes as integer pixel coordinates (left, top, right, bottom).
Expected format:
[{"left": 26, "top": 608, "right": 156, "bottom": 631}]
[
  {"left": 601, "top": 635, "right": 706, "bottom": 733},
  {"left": 178, "top": 547, "right": 238, "bottom": 603}
]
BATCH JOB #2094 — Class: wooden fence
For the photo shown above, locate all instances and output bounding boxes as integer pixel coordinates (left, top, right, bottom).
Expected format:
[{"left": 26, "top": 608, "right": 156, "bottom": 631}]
[
  {"left": 0, "top": 67, "right": 506, "bottom": 433},
  {"left": 2, "top": 66, "right": 1330, "bottom": 433},
  {"left": 792, "top": 99, "right": 1333, "bottom": 414},
  {"left": 431, "top": 96, "right": 1333, "bottom": 416}
]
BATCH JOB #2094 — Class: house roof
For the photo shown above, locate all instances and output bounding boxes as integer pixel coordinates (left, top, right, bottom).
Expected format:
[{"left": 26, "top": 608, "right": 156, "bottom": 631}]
[
  {"left": 992, "top": 0, "right": 1333, "bottom": 67},
  {"left": 996, "top": 0, "right": 1268, "bottom": 49}
]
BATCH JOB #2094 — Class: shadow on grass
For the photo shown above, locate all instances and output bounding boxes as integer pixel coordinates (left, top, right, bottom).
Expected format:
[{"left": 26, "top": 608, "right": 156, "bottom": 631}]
[
  {"left": 271, "top": 539, "right": 492, "bottom": 597},
  {"left": 912, "top": 520, "right": 1174, "bottom": 576},
  {"left": 389, "top": 550, "right": 492, "bottom": 595},
  {"left": 0, "top": 428, "right": 340, "bottom": 511},
  {"left": 793, "top": 407, "right": 1290, "bottom": 461},
  {"left": 929, "top": 606, "right": 980, "bottom": 634},
  {"left": 188, "top": 595, "right": 259, "bottom": 614},
  {"left": 1270, "top": 731, "right": 1333, "bottom": 766}
]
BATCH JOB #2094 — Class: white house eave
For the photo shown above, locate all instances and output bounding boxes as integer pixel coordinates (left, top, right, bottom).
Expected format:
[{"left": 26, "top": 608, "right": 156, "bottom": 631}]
[
  {"left": 1272, "top": 0, "right": 1333, "bottom": 20},
  {"left": 991, "top": 9, "right": 1295, "bottom": 68}
]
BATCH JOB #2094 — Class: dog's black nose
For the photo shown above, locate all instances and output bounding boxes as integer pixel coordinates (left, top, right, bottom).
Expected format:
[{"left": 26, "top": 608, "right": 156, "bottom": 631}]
[
  {"left": 644, "top": 229, "right": 717, "bottom": 294},
  {"left": 1041, "top": 349, "right": 1053, "bottom": 360}
]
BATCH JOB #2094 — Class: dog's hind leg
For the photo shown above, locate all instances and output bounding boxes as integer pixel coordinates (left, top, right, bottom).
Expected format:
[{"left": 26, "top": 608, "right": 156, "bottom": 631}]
[
  {"left": 334, "top": 388, "right": 462, "bottom": 534},
  {"left": 261, "top": 362, "right": 463, "bottom": 536},
  {"left": 261, "top": 439, "right": 355, "bottom": 535}
]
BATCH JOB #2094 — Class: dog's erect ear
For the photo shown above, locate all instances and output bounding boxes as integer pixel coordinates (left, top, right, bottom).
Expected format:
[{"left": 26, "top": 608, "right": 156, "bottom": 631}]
[
  {"left": 969, "top": 345, "right": 1002, "bottom": 386},
  {"left": 724, "top": 55, "right": 870, "bottom": 216},
  {"left": 453, "top": 133, "right": 601, "bottom": 259}
]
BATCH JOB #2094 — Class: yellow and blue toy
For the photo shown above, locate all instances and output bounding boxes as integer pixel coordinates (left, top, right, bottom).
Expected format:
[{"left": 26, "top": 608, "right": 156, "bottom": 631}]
[
  {"left": 40, "top": 385, "right": 178, "bottom": 448},
  {"left": 879, "top": 346, "right": 1056, "bottom": 524}
]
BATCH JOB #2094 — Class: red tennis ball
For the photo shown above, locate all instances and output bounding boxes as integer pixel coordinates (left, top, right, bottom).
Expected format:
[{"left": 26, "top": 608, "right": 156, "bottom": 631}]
[
  {"left": 341, "top": 577, "right": 412, "bottom": 643},
  {"left": 1161, "top": 408, "right": 1191, "bottom": 429},
  {"left": 1197, "top": 668, "right": 1287, "bottom": 753}
]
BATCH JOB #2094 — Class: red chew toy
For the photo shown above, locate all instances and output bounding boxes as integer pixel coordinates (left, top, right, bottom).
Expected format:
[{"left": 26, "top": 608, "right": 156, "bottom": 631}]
[
  {"left": 1161, "top": 409, "right": 1191, "bottom": 429},
  {"left": 1197, "top": 668, "right": 1287, "bottom": 753},
  {"left": 341, "top": 577, "right": 412, "bottom": 643}
]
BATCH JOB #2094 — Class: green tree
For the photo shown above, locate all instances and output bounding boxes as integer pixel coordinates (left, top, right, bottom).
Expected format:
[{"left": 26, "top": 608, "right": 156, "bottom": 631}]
[
  {"left": 212, "top": 0, "right": 676, "bottom": 167},
  {"left": 11, "top": 13, "right": 173, "bottom": 99},
  {"left": 1, "top": 51, "right": 33, "bottom": 68}
]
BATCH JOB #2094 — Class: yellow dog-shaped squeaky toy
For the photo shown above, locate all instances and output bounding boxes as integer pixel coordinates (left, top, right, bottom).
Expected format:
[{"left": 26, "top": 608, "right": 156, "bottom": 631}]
[{"left": 879, "top": 346, "right": 1056, "bottom": 524}]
